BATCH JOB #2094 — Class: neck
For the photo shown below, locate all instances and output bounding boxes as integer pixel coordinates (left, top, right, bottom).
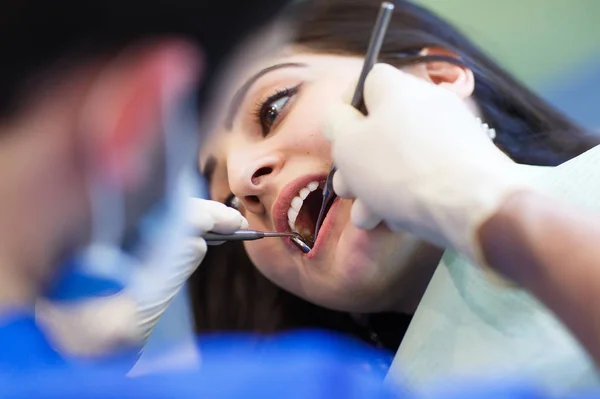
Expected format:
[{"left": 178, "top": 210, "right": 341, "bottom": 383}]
[
  {"left": 0, "top": 70, "right": 96, "bottom": 316},
  {"left": 0, "top": 172, "right": 72, "bottom": 315},
  {"left": 0, "top": 109, "right": 80, "bottom": 315},
  {"left": 0, "top": 161, "right": 45, "bottom": 313}
]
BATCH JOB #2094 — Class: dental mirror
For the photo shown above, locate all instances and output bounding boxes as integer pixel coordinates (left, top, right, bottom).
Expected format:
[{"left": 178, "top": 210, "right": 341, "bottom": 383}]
[{"left": 291, "top": 236, "right": 312, "bottom": 253}]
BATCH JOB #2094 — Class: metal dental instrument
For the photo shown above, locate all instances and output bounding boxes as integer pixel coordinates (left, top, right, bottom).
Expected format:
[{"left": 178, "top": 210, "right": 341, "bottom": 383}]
[
  {"left": 204, "top": 230, "right": 312, "bottom": 254},
  {"left": 290, "top": 236, "right": 312, "bottom": 253},
  {"left": 313, "top": 1, "right": 395, "bottom": 241},
  {"left": 203, "top": 230, "right": 304, "bottom": 242}
]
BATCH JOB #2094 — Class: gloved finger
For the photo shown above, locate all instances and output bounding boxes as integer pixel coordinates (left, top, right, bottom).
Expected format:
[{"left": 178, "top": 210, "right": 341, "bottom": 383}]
[
  {"left": 341, "top": 74, "right": 360, "bottom": 104},
  {"left": 189, "top": 198, "right": 220, "bottom": 231},
  {"left": 321, "top": 102, "right": 365, "bottom": 143},
  {"left": 209, "top": 206, "right": 248, "bottom": 233},
  {"left": 351, "top": 200, "right": 383, "bottom": 230},
  {"left": 362, "top": 63, "right": 416, "bottom": 114},
  {"left": 365, "top": 63, "right": 469, "bottom": 120},
  {"left": 332, "top": 169, "right": 354, "bottom": 198},
  {"left": 188, "top": 198, "right": 248, "bottom": 233}
]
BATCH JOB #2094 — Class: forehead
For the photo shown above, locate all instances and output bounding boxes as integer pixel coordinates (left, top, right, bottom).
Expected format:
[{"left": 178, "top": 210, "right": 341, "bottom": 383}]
[{"left": 225, "top": 46, "right": 361, "bottom": 92}]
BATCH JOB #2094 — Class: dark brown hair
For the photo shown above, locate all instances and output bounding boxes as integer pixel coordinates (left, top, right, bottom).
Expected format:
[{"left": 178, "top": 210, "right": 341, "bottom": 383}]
[{"left": 189, "top": 0, "right": 599, "bottom": 348}]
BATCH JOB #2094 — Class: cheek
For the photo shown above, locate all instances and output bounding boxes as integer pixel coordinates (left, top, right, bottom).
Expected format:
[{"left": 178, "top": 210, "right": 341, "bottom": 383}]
[
  {"left": 243, "top": 239, "right": 301, "bottom": 294},
  {"left": 243, "top": 239, "right": 275, "bottom": 274},
  {"left": 284, "top": 110, "right": 331, "bottom": 159},
  {"left": 283, "top": 84, "right": 353, "bottom": 158},
  {"left": 328, "top": 202, "right": 422, "bottom": 287}
]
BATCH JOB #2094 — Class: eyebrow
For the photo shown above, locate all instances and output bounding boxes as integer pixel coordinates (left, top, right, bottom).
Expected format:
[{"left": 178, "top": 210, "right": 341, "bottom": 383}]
[{"left": 224, "top": 62, "right": 307, "bottom": 130}]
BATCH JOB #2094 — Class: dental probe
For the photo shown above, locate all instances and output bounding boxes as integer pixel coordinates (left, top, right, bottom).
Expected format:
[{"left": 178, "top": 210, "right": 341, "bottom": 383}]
[
  {"left": 313, "top": 1, "right": 395, "bottom": 241},
  {"left": 204, "top": 230, "right": 312, "bottom": 254},
  {"left": 350, "top": 1, "right": 395, "bottom": 114},
  {"left": 203, "top": 230, "right": 304, "bottom": 242}
]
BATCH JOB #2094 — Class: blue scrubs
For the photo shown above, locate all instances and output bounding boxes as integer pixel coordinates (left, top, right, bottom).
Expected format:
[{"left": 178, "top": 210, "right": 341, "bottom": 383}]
[
  {"left": 0, "top": 311, "right": 65, "bottom": 370},
  {"left": 0, "top": 313, "right": 398, "bottom": 398},
  {"left": 0, "top": 313, "right": 598, "bottom": 399}
]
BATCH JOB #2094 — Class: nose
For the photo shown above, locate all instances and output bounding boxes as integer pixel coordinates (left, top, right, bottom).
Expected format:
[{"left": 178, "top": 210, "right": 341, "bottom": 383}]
[{"left": 228, "top": 151, "right": 283, "bottom": 214}]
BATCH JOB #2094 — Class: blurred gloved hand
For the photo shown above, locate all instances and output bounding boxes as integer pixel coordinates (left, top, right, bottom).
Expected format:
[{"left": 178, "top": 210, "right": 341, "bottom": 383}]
[
  {"left": 36, "top": 198, "right": 247, "bottom": 357},
  {"left": 323, "top": 63, "right": 539, "bottom": 267}
]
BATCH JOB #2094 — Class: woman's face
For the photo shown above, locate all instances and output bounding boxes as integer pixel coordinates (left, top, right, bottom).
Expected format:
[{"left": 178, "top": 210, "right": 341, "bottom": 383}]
[{"left": 200, "top": 48, "right": 446, "bottom": 313}]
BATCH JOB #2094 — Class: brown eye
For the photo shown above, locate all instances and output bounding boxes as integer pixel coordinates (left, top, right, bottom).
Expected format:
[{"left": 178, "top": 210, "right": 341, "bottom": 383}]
[
  {"left": 260, "top": 96, "right": 290, "bottom": 133},
  {"left": 256, "top": 85, "right": 299, "bottom": 136}
]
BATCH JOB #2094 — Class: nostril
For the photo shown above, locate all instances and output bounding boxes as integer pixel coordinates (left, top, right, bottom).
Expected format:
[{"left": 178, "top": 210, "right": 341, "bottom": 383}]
[{"left": 251, "top": 167, "right": 273, "bottom": 185}]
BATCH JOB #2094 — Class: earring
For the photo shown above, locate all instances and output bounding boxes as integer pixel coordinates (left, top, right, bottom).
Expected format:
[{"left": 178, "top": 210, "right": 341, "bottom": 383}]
[{"left": 475, "top": 117, "right": 496, "bottom": 140}]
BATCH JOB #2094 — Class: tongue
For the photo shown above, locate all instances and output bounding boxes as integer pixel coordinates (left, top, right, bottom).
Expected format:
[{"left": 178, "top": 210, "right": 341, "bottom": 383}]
[{"left": 294, "top": 189, "right": 323, "bottom": 242}]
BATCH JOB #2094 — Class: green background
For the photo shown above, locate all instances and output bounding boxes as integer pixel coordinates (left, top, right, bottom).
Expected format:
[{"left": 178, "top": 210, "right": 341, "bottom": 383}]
[{"left": 417, "top": 0, "right": 600, "bottom": 87}]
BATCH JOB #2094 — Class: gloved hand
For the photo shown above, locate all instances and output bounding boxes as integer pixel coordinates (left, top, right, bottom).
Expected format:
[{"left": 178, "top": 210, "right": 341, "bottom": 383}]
[
  {"left": 323, "top": 63, "right": 540, "bottom": 268},
  {"left": 36, "top": 199, "right": 247, "bottom": 357}
]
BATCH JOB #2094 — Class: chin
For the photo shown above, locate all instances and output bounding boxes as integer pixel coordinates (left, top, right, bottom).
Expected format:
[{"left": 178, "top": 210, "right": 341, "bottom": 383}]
[
  {"left": 302, "top": 279, "right": 392, "bottom": 314},
  {"left": 323, "top": 223, "right": 389, "bottom": 287}
]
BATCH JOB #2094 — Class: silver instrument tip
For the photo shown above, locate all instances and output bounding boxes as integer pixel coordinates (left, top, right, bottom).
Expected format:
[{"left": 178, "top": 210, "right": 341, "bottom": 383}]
[{"left": 291, "top": 236, "right": 312, "bottom": 253}]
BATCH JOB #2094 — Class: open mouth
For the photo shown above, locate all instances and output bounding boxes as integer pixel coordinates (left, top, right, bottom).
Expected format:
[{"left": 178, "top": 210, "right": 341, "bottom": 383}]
[{"left": 286, "top": 180, "right": 330, "bottom": 247}]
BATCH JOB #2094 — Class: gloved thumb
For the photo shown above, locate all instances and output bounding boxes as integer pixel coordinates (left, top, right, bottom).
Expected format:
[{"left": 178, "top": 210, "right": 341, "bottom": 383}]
[
  {"left": 351, "top": 199, "right": 383, "bottom": 230},
  {"left": 332, "top": 169, "right": 354, "bottom": 198},
  {"left": 341, "top": 74, "right": 360, "bottom": 105},
  {"left": 363, "top": 63, "right": 420, "bottom": 115},
  {"left": 334, "top": 169, "right": 383, "bottom": 230},
  {"left": 188, "top": 198, "right": 248, "bottom": 233}
]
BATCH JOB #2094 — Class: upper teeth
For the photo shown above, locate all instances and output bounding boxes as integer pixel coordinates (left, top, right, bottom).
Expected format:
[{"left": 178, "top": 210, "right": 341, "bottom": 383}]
[{"left": 288, "top": 180, "right": 319, "bottom": 232}]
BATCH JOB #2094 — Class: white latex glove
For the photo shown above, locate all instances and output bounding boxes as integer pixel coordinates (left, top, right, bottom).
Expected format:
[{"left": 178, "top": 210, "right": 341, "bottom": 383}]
[
  {"left": 323, "top": 63, "right": 534, "bottom": 267},
  {"left": 36, "top": 199, "right": 247, "bottom": 357}
]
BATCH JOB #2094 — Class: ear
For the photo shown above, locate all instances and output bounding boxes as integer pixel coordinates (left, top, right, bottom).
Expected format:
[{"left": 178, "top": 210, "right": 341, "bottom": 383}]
[
  {"left": 414, "top": 47, "right": 475, "bottom": 99},
  {"left": 79, "top": 41, "right": 202, "bottom": 190}
]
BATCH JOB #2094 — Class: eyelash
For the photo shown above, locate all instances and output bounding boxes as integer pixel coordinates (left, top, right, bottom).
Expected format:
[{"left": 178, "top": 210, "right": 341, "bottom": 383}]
[{"left": 253, "top": 85, "right": 300, "bottom": 136}]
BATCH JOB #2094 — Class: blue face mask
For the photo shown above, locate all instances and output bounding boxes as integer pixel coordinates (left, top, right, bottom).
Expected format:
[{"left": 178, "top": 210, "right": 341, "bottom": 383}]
[{"left": 46, "top": 92, "right": 200, "bottom": 302}]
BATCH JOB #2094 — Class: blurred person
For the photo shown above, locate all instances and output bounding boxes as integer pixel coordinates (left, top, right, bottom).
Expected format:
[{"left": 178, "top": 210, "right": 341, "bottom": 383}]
[{"left": 0, "top": 0, "right": 289, "bottom": 368}]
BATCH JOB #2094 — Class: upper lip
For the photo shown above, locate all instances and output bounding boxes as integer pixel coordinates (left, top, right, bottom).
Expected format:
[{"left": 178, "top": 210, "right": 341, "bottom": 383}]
[{"left": 272, "top": 173, "right": 327, "bottom": 234}]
